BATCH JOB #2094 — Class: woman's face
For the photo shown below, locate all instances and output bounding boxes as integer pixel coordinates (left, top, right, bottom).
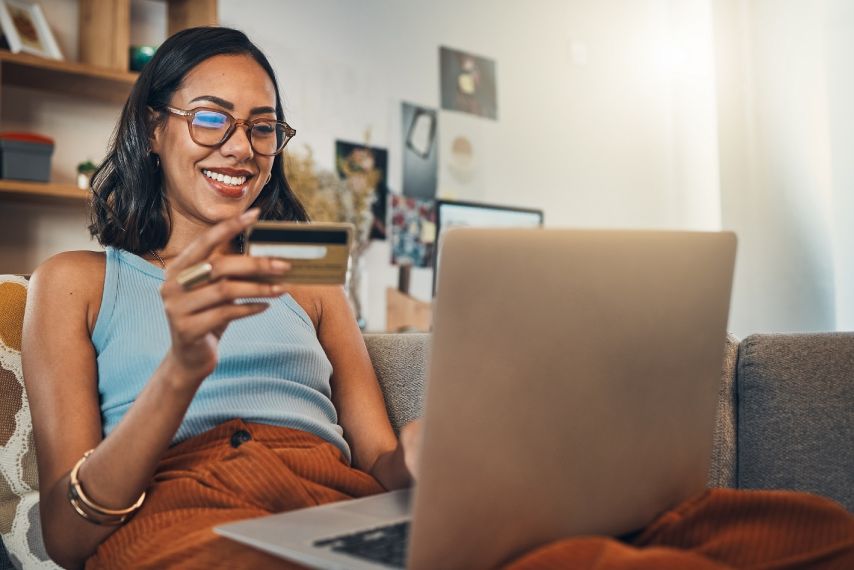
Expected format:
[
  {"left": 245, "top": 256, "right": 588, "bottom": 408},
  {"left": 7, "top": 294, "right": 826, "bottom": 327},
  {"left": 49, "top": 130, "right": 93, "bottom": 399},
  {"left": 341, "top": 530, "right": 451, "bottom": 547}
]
[{"left": 150, "top": 53, "right": 278, "bottom": 228}]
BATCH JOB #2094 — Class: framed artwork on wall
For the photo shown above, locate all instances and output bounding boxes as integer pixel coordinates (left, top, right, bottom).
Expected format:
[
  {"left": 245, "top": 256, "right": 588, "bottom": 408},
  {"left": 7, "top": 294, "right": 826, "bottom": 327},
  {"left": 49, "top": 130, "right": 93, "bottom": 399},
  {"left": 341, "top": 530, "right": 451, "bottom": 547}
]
[
  {"left": 401, "top": 102, "right": 439, "bottom": 200},
  {"left": 0, "top": 0, "right": 63, "bottom": 60},
  {"left": 439, "top": 46, "right": 497, "bottom": 120},
  {"left": 335, "top": 140, "right": 389, "bottom": 241},
  {"left": 390, "top": 194, "right": 436, "bottom": 268}
]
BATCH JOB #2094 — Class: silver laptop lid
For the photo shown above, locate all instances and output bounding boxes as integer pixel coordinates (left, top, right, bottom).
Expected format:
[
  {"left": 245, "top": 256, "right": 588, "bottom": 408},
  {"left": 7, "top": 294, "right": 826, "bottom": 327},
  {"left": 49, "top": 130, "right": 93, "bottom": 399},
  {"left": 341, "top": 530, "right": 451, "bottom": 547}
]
[{"left": 408, "top": 229, "right": 736, "bottom": 569}]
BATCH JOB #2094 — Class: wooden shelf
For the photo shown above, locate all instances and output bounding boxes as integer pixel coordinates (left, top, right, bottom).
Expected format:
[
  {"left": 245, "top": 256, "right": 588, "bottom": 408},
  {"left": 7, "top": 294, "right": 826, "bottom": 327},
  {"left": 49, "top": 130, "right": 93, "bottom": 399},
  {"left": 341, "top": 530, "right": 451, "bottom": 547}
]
[
  {"left": 0, "top": 179, "right": 89, "bottom": 203},
  {"left": 0, "top": 50, "right": 138, "bottom": 103}
]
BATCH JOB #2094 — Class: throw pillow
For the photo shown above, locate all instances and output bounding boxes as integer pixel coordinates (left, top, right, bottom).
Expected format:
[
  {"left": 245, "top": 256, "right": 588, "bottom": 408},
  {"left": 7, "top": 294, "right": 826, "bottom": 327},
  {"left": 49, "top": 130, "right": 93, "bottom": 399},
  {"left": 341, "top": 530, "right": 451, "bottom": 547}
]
[{"left": 0, "top": 275, "right": 58, "bottom": 568}]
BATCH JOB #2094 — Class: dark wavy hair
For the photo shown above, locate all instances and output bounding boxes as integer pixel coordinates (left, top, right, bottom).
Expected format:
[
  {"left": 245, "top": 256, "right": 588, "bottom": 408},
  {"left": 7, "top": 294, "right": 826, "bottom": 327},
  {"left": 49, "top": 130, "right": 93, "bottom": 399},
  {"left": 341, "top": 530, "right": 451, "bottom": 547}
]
[{"left": 89, "top": 26, "right": 308, "bottom": 253}]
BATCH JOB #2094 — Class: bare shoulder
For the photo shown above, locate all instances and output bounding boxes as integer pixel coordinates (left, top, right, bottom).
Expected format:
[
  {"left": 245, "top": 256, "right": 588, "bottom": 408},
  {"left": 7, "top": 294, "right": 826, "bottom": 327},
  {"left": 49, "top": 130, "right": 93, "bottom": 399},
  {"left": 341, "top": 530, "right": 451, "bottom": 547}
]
[
  {"left": 29, "top": 250, "right": 106, "bottom": 332},
  {"left": 286, "top": 285, "right": 349, "bottom": 330},
  {"left": 31, "top": 250, "right": 105, "bottom": 295}
]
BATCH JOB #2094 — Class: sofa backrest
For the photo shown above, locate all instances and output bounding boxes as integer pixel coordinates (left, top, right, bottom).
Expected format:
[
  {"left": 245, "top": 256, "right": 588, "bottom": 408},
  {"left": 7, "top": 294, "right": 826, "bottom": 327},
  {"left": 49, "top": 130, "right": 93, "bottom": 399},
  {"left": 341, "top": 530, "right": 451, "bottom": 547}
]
[
  {"left": 363, "top": 331, "right": 741, "bottom": 490},
  {"left": 363, "top": 333, "right": 429, "bottom": 431},
  {"left": 736, "top": 333, "right": 854, "bottom": 511}
]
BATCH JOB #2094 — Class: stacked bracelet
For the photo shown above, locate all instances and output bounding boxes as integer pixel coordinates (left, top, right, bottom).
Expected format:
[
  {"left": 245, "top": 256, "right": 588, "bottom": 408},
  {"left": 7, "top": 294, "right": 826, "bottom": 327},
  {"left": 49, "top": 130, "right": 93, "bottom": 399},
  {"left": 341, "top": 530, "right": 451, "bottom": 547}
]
[{"left": 67, "top": 449, "right": 146, "bottom": 526}]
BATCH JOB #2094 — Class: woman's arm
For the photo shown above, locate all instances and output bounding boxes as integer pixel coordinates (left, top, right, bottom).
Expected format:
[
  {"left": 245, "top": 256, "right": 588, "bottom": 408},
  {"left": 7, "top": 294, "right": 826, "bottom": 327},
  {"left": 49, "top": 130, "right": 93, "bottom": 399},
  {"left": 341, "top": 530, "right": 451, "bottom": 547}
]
[
  {"left": 23, "top": 211, "right": 287, "bottom": 568},
  {"left": 311, "top": 286, "right": 415, "bottom": 490},
  {"left": 23, "top": 251, "right": 204, "bottom": 568}
]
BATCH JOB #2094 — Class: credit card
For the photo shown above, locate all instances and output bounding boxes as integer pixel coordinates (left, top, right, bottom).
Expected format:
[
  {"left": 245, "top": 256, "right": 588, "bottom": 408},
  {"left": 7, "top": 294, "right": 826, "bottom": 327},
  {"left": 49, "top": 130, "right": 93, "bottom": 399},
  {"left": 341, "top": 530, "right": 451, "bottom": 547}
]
[{"left": 244, "top": 221, "right": 353, "bottom": 285}]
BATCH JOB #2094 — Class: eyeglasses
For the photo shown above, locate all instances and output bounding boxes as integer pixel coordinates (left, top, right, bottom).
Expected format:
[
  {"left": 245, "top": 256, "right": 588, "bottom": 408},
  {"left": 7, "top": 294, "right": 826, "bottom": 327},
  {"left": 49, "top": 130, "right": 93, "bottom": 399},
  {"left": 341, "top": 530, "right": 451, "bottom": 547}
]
[{"left": 163, "top": 106, "right": 296, "bottom": 156}]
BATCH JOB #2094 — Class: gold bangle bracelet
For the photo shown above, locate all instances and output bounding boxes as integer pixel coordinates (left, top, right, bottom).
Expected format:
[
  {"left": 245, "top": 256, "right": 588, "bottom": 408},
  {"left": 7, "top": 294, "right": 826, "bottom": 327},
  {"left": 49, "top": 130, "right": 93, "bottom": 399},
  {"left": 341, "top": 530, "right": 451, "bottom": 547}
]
[
  {"left": 68, "top": 449, "right": 146, "bottom": 520},
  {"left": 67, "top": 488, "right": 128, "bottom": 526}
]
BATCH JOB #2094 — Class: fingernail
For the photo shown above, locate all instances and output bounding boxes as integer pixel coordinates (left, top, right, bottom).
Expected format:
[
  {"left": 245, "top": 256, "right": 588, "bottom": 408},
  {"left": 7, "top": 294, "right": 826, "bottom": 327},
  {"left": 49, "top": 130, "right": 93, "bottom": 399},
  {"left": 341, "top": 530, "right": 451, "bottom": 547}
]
[
  {"left": 271, "top": 259, "right": 289, "bottom": 272},
  {"left": 241, "top": 208, "right": 261, "bottom": 222},
  {"left": 272, "top": 284, "right": 285, "bottom": 294}
]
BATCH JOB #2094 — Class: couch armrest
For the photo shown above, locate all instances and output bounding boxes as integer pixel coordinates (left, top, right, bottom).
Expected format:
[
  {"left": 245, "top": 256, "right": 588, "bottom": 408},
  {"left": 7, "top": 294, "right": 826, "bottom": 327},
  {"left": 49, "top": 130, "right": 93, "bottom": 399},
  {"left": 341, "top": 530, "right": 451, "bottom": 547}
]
[
  {"left": 708, "top": 333, "right": 739, "bottom": 488},
  {"left": 737, "top": 333, "right": 854, "bottom": 511},
  {"left": 364, "top": 333, "right": 430, "bottom": 433}
]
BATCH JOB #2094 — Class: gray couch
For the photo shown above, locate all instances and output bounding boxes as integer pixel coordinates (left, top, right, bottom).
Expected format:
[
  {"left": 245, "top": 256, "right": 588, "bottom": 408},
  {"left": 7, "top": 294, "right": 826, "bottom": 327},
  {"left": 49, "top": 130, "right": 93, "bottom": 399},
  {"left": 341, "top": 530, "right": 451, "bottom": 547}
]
[
  {"left": 363, "top": 332, "right": 853, "bottom": 508},
  {"left": 1, "top": 330, "right": 852, "bottom": 568}
]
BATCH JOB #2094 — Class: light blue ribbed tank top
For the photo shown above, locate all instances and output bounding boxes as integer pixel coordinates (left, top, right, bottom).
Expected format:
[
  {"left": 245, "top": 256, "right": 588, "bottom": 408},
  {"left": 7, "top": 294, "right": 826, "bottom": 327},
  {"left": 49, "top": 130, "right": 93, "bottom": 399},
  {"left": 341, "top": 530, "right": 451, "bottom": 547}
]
[{"left": 92, "top": 246, "right": 350, "bottom": 462}]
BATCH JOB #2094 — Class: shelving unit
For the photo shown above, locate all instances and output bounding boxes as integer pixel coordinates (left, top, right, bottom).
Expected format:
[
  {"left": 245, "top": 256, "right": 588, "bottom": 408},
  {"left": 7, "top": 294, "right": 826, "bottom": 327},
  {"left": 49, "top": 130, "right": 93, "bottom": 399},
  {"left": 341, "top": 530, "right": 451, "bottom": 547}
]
[
  {"left": 79, "top": 0, "right": 217, "bottom": 72},
  {"left": 0, "top": 179, "right": 88, "bottom": 203},
  {"left": 0, "top": 51, "right": 137, "bottom": 202},
  {"left": 0, "top": 50, "right": 138, "bottom": 102},
  {"left": 0, "top": 0, "right": 217, "bottom": 204}
]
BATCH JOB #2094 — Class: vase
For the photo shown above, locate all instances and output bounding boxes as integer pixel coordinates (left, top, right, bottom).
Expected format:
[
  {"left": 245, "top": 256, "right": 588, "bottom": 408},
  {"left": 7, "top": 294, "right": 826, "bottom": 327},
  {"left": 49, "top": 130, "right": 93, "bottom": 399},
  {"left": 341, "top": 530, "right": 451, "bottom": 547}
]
[{"left": 346, "top": 248, "right": 368, "bottom": 330}]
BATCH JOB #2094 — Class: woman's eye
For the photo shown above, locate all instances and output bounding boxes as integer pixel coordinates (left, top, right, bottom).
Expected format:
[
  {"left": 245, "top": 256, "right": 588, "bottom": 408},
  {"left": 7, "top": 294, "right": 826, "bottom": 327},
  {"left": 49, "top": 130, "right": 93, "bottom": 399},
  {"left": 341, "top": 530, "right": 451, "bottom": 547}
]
[
  {"left": 253, "top": 123, "right": 276, "bottom": 135},
  {"left": 193, "top": 112, "right": 228, "bottom": 129}
]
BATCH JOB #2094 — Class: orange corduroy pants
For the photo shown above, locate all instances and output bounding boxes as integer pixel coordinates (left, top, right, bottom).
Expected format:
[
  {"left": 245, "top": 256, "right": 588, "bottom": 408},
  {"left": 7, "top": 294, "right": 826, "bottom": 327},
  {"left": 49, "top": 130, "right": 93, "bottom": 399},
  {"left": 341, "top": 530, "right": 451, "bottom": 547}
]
[{"left": 86, "top": 419, "right": 854, "bottom": 569}]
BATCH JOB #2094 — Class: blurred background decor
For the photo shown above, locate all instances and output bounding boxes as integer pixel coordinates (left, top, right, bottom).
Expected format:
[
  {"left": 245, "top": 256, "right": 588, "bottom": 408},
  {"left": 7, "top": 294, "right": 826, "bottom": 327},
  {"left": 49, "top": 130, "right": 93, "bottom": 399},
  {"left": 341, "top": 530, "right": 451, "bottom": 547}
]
[
  {"left": 0, "top": 132, "right": 53, "bottom": 181},
  {"left": 401, "top": 102, "right": 438, "bottom": 200},
  {"left": 335, "top": 140, "right": 388, "bottom": 240},
  {"left": 76, "top": 160, "right": 97, "bottom": 190},
  {"left": 128, "top": 44, "right": 156, "bottom": 71},
  {"left": 390, "top": 194, "right": 435, "bottom": 268},
  {"left": 285, "top": 145, "right": 378, "bottom": 329},
  {"left": 439, "top": 46, "right": 497, "bottom": 120},
  {"left": 0, "top": 0, "right": 63, "bottom": 59}
]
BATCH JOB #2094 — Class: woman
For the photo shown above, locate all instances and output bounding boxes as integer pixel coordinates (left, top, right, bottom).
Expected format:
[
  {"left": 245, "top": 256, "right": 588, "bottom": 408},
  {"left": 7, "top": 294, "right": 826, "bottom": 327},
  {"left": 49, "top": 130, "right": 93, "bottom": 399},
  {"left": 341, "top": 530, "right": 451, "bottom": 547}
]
[
  {"left": 22, "top": 25, "right": 853, "bottom": 570},
  {"left": 23, "top": 27, "right": 416, "bottom": 569}
]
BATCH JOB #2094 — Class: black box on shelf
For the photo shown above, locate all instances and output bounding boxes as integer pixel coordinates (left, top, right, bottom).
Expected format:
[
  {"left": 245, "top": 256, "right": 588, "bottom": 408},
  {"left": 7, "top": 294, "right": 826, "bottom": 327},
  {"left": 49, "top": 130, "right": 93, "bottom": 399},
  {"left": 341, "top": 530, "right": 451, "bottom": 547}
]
[{"left": 0, "top": 133, "right": 54, "bottom": 182}]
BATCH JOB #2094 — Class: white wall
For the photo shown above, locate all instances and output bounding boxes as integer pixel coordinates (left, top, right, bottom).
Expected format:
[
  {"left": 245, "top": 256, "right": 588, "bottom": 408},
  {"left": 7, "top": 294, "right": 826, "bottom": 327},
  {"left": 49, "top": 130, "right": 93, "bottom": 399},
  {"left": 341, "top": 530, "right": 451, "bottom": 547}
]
[
  {"left": 713, "top": 0, "right": 838, "bottom": 335},
  {"left": 3, "top": 0, "right": 847, "bottom": 335},
  {"left": 222, "top": 0, "right": 722, "bottom": 329},
  {"left": 826, "top": 0, "right": 854, "bottom": 331}
]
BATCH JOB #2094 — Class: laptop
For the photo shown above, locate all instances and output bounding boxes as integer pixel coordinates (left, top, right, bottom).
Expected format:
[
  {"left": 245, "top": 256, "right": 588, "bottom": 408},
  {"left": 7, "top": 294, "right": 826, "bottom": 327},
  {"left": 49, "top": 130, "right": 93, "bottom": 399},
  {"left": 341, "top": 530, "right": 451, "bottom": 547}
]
[{"left": 216, "top": 228, "right": 737, "bottom": 570}]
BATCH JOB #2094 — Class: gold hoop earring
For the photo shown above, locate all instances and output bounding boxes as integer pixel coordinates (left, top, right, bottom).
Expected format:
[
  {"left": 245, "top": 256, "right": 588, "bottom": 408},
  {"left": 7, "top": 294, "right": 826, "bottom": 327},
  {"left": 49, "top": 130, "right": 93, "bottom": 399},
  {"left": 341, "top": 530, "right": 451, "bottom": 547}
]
[
  {"left": 265, "top": 173, "right": 272, "bottom": 185},
  {"left": 150, "top": 153, "right": 160, "bottom": 170}
]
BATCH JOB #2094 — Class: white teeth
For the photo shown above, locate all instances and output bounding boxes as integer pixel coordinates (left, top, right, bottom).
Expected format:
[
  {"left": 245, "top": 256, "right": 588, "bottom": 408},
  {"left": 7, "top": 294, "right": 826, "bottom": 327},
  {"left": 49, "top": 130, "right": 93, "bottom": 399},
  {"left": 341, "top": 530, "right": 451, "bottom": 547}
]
[{"left": 202, "top": 169, "right": 247, "bottom": 186}]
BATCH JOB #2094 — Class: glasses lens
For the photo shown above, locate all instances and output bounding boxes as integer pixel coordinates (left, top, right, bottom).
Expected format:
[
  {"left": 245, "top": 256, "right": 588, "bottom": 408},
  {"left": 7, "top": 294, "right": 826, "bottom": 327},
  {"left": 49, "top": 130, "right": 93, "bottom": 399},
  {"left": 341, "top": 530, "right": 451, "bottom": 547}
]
[
  {"left": 251, "top": 121, "right": 291, "bottom": 155},
  {"left": 190, "top": 110, "right": 230, "bottom": 145}
]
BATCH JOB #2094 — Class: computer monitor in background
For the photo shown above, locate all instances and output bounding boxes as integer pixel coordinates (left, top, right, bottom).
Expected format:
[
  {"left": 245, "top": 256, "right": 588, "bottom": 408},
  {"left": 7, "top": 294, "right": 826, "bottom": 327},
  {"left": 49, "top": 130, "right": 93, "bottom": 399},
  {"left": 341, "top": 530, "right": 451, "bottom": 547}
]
[{"left": 432, "top": 199, "right": 544, "bottom": 295}]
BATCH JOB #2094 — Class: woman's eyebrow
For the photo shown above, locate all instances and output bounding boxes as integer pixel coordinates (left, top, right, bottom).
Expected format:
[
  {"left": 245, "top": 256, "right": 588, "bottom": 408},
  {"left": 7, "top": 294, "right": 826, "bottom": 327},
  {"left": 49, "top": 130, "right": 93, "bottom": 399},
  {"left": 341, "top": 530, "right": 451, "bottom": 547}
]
[
  {"left": 188, "top": 96, "right": 275, "bottom": 116},
  {"left": 189, "top": 95, "right": 234, "bottom": 109},
  {"left": 250, "top": 106, "right": 276, "bottom": 115}
]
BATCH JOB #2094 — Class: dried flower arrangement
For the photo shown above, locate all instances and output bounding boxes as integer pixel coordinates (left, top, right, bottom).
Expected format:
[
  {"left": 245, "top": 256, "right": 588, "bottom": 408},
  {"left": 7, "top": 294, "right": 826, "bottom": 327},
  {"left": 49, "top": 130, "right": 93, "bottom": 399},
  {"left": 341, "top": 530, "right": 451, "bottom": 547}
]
[{"left": 284, "top": 145, "right": 379, "bottom": 328}]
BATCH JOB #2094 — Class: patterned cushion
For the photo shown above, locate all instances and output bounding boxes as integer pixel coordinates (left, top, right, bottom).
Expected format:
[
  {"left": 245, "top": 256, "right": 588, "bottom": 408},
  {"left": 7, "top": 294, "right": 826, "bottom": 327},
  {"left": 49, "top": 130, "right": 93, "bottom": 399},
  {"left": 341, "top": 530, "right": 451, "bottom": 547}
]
[{"left": 0, "top": 275, "right": 58, "bottom": 568}]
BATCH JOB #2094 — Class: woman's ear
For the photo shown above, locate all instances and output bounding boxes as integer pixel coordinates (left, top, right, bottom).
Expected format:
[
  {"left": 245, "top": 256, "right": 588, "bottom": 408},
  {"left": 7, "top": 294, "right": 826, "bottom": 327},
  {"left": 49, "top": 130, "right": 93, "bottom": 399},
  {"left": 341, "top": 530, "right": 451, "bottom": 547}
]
[{"left": 148, "top": 107, "right": 165, "bottom": 154}]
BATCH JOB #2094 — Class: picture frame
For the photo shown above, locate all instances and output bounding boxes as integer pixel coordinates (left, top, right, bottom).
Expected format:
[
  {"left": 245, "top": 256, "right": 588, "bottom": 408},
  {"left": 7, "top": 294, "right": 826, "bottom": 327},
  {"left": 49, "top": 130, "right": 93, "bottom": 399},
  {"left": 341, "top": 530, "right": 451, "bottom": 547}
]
[{"left": 0, "top": 0, "right": 63, "bottom": 60}]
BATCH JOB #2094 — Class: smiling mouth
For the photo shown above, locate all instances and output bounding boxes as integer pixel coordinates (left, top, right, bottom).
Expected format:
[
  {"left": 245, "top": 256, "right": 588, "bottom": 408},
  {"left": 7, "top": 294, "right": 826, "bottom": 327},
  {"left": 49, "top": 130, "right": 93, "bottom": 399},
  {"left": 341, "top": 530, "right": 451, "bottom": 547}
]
[{"left": 201, "top": 168, "right": 252, "bottom": 187}]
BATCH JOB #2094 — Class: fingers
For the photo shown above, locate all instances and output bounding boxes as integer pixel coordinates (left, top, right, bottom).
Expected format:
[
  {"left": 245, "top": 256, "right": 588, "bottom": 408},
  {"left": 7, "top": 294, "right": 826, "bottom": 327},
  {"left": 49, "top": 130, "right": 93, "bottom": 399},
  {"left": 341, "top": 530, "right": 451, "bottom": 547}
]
[
  {"left": 168, "top": 208, "right": 260, "bottom": 273},
  {"left": 171, "top": 302, "right": 270, "bottom": 344},
  {"left": 208, "top": 254, "right": 290, "bottom": 282},
  {"left": 176, "top": 279, "right": 284, "bottom": 315},
  {"left": 163, "top": 253, "right": 290, "bottom": 309}
]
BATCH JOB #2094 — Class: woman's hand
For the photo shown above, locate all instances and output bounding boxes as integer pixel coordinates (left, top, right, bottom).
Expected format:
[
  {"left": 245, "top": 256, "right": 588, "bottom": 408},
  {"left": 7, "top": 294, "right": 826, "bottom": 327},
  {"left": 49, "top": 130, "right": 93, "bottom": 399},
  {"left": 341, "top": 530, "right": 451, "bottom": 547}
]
[
  {"left": 399, "top": 420, "right": 423, "bottom": 480},
  {"left": 160, "top": 208, "right": 290, "bottom": 388}
]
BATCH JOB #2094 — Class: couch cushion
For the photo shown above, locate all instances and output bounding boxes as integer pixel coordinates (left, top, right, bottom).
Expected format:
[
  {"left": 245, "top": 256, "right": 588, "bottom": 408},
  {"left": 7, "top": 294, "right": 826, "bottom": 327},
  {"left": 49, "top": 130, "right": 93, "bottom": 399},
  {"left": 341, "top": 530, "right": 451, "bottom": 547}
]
[
  {"left": 0, "top": 275, "right": 58, "bottom": 568},
  {"left": 363, "top": 333, "right": 429, "bottom": 432},
  {"left": 737, "top": 333, "right": 854, "bottom": 510}
]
